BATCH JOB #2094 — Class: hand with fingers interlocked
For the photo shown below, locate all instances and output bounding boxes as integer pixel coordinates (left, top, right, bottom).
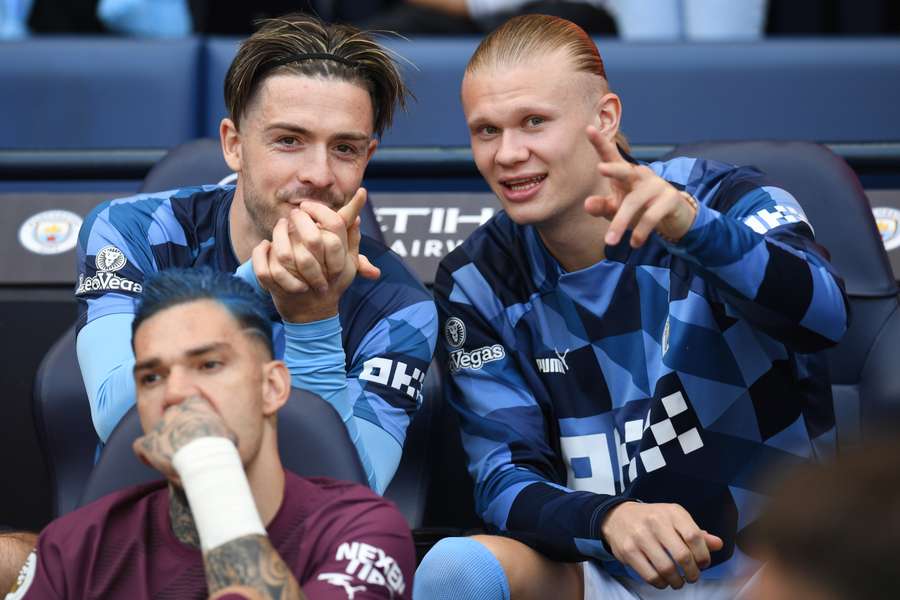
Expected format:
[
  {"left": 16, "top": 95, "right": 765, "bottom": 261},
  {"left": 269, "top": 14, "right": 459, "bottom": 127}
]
[
  {"left": 251, "top": 188, "right": 381, "bottom": 324},
  {"left": 584, "top": 126, "right": 698, "bottom": 248}
]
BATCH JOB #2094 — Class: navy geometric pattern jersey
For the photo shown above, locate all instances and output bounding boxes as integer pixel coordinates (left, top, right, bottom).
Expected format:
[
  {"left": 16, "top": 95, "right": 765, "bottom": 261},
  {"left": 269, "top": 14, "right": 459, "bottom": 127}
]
[
  {"left": 76, "top": 185, "right": 436, "bottom": 446},
  {"left": 434, "top": 157, "right": 848, "bottom": 580}
]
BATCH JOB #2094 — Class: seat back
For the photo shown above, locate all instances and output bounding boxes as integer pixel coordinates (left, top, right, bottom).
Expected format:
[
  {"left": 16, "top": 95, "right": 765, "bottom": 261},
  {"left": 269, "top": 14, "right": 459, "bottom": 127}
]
[
  {"left": 1, "top": 37, "right": 201, "bottom": 149},
  {"left": 383, "top": 359, "right": 439, "bottom": 529},
  {"left": 666, "top": 141, "right": 900, "bottom": 443},
  {"left": 32, "top": 324, "right": 98, "bottom": 518},
  {"left": 79, "top": 388, "right": 367, "bottom": 508},
  {"left": 33, "top": 321, "right": 368, "bottom": 516},
  {"left": 139, "top": 138, "right": 385, "bottom": 244},
  {"left": 384, "top": 356, "right": 483, "bottom": 560}
]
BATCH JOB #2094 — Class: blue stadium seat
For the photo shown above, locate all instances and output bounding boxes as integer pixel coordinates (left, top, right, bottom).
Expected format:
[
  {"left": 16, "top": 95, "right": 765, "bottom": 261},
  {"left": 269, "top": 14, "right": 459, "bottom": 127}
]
[
  {"left": 2, "top": 37, "right": 898, "bottom": 150},
  {"left": 204, "top": 37, "right": 900, "bottom": 146},
  {"left": 0, "top": 38, "right": 201, "bottom": 149},
  {"left": 602, "top": 39, "right": 900, "bottom": 145},
  {"left": 665, "top": 141, "right": 900, "bottom": 442},
  {"left": 32, "top": 324, "right": 96, "bottom": 518},
  {"left": 79, "top": 389, "right": 368, "bottom": 508}
]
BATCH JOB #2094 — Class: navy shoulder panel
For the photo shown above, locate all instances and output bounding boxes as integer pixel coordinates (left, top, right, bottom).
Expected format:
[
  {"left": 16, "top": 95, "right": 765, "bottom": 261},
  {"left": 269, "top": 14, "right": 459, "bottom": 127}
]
[{"left": 437, "top": 211, "right": 541, "bottom": 309}]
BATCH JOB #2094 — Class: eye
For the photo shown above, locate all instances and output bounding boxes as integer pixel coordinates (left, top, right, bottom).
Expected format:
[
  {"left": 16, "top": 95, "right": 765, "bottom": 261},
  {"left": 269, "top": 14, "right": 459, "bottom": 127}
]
[
  {"left": 277, "top": 136, "right": 300, "bottom": 148},
  {"left": 200, "top": 360, "right": 223, "bottom": 371},
  {"left": 138, "top": 372, "right": 161, "bottom": 387},
  {"left": 477, "top": 125, "right": 500, "bottom": 137},
  {"left": 334, "top": 143, "right": 360, "bottom": 156},
  {"left": 526, "top": 116, "right": 545, "bottom": 128}
]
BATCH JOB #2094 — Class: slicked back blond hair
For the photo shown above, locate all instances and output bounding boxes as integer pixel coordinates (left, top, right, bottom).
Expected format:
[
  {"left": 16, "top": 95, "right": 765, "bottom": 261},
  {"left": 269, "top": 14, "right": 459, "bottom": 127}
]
[
  {"left": 225, "top": 13, "right": 409, "bottom": 138},
  {"left": 467, "top": 14, "right": 629, "bottom": 152}
]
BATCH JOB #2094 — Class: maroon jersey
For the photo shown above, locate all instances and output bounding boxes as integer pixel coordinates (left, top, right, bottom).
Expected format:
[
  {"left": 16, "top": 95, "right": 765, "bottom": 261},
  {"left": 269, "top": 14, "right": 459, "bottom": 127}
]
[{"left": 11, "top": 471, "right": 413, "bottom": 599}]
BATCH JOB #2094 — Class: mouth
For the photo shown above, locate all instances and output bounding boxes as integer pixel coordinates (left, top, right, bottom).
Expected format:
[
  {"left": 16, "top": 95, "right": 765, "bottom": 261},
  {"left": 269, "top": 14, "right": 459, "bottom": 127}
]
[
  {"left": 499, "top": 174, "right": 547, "bottom": 202},
  {"left": 282, "top": 198, "right": 340, "bottom": 211}
]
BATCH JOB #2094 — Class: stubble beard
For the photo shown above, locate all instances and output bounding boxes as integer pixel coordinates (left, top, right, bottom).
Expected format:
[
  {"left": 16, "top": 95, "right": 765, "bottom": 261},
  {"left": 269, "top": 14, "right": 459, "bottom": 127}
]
[
  {"left": 242, "top": 180, "right": 347, "bottom": 241},
  {"left": 242, "top": 184, "right": 281, "bottom": 241}
]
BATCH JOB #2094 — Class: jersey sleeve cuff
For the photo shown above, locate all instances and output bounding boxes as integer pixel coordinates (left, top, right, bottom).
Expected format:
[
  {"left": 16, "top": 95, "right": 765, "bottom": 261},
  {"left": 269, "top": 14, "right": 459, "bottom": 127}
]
[
  {"left": 233, "top": 260, "right": 266, "bottom": 296},
  {"left": 661, "top": 202, "right": 721, "bottom": 261},
  {"left": 588, "top": 496, "right": 639, "bottom": 561},
  {"left": 283, "top": 315, "right": 342, "bottom": 339}
]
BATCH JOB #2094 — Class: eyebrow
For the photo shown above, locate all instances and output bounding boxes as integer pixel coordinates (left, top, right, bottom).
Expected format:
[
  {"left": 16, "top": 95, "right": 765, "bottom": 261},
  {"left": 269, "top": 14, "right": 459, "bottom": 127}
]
[
  {"left": 467, "top": 104, "right": 556, "bottom": 131},
  {"left": 133, "top": 342, "right": 230, "bottom": 374},
  {"left": 467, "top": 116, "right": 493, "bottom": 132},
  {"left": 265, "top": 122, "right": 370, "bottom": 142}
]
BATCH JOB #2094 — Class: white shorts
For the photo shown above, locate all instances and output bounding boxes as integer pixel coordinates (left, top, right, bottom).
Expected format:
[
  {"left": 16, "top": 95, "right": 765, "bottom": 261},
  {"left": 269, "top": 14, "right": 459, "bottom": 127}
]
[{"left": 583, "top": 561, "right": 760, "bottom": 600}]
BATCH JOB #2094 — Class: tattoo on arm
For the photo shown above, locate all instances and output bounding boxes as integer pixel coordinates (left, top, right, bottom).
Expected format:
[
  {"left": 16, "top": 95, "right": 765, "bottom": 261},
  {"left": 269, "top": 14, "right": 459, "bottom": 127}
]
[
  {"left": 141, "top": 397, "right": 238, "bottom": 457},
  {"left": 168, "top": 485, "right": 200, "bottom": 549},
  {"left": 204, "top": 535, "right": 305, "bottom": 600}
]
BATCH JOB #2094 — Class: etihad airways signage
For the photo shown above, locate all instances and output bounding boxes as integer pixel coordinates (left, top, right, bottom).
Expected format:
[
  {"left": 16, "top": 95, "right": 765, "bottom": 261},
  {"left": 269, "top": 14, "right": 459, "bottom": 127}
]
[{"left": 372, "top": 192, "right": 499, "bottom": 283}]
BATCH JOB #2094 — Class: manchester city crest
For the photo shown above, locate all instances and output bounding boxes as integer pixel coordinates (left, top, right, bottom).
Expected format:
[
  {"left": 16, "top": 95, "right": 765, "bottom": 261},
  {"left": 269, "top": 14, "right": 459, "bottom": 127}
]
[
  {"left": 873, "top": 206, "right": 900, "bottom": 252},
  {"left": 18, "top": 209, "right": 83, "bottom": 255}
]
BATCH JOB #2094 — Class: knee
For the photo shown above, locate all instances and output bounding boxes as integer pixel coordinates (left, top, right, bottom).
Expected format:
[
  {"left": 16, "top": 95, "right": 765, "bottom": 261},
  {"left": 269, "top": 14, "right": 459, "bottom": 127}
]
[{"left": 414, "top": 537, "right": 510, "bottom": 600}]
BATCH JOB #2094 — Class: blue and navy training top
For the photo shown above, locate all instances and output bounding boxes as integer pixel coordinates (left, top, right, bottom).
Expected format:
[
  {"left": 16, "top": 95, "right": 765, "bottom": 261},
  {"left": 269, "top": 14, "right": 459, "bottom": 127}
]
[
  {"left": 434, "top": 157, "right": 848, "bottom": 580},
  {"left": 75, "top": 184, "right": 437, "bottom": 491}
]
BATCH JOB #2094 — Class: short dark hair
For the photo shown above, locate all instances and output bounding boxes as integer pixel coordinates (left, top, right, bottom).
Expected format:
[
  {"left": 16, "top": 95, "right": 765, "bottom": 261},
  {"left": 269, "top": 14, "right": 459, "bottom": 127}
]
[
  {"left": 132, "top": 268, "right": 274, "bottom": 358},
  {"left": 754, "top": 436, "right": 900, "bottom": 599},
  {"left": 224, "top": 13, "right": 410, "bottom": 138}
]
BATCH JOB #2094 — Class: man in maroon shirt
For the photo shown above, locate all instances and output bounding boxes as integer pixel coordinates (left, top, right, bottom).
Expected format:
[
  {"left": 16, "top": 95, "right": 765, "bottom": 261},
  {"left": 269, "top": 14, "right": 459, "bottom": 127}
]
[{"left": 6, "top": 268, "right": 414, "bottom": 600}]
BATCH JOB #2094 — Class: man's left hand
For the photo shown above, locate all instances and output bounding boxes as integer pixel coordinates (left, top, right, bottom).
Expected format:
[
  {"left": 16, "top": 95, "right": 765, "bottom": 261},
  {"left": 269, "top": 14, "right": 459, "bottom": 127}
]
[
  {"left": 133, "top": 396, "right": 237, "bottom": 483},
  {"left": 584, "top": 126, "right": 698, "bottom": 248}
]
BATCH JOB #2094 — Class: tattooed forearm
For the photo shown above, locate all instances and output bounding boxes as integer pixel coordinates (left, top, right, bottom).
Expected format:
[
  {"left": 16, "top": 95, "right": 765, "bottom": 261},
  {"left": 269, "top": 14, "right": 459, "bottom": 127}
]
[
  {"left": 204, "top": 535, "right": 305, "bottom": 600},
  {"left": 168, "top": 485, "right": 200, "bottom": 548}
]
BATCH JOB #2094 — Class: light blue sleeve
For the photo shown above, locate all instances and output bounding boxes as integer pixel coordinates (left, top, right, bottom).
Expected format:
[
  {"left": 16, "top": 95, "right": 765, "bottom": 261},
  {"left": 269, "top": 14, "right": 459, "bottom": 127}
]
[
  {"left": 283, "top": 318, "right": 401, "bottom": 494},
  {"left": 76, "top": 313, "right": 137, "bottom": 443},
  {"left": 234, "top": 260, "right": 263, "bottom": 294},
  {"left": 238, "top": 259, "right": 403, "bottom": 492}
]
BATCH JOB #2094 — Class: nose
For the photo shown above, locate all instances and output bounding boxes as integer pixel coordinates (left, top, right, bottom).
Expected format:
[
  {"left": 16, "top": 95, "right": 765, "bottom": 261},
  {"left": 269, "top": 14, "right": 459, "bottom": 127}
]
[
  {"left": 298, "top": 145, "right": 336, "bottom": 190},
  {"left": 495, "top": 130, "right": 529, "bottom": 167},
  {"left": 162, "top": 366, "right": 200, "bottom": 409}
]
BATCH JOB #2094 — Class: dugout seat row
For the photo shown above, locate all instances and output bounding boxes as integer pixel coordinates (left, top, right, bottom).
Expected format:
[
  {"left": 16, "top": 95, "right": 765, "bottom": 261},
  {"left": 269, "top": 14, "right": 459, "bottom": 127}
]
[
  {"left": 32, "top": 140, "right": 900, "bottom": 546},
  {"left": 3, "top": 37, "right": 900, "bottom": 150}
]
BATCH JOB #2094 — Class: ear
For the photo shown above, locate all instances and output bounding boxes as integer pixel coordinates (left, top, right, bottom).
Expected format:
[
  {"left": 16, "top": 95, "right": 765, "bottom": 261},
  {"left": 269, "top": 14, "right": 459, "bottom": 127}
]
[
  {"left": 364, "top": 138, "right": 378, "bottom": 165},
  {"left": 220, "top": 117, "right": 242, "bottom": 173},
  {"left": 260, "top": 359, "right": 290, "bottom": 417},
  {"left": 594, "top": 92, "right": 622, "bottom": 143}
]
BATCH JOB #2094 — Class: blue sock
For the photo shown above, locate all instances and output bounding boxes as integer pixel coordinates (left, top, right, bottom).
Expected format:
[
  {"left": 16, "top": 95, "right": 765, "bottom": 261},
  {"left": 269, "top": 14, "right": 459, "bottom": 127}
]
[{"left": 414, "top": 537, "right": 511, "bottom": 600}]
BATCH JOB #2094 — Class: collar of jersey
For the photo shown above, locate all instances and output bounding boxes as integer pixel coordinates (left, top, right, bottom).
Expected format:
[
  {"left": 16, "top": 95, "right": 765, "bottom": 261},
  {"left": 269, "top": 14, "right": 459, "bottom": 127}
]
[{"left": 524, "top": 223, "right": 632, "bottom": 292}]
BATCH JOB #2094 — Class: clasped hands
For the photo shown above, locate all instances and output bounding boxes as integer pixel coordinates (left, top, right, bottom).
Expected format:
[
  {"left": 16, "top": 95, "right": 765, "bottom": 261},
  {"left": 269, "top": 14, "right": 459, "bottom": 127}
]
[{"left": 252, "top": 188, "right": 381, "bottom": 323}]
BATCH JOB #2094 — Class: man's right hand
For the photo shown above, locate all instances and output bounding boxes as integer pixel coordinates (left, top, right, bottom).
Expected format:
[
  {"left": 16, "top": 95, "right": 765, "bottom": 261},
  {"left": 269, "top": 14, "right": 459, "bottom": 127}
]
[
  {"left": 133, "top": 396, "right": 237, "bottom": 484},
  {"left": 600, "top": 501, "right": 723, "bottom": 589}
]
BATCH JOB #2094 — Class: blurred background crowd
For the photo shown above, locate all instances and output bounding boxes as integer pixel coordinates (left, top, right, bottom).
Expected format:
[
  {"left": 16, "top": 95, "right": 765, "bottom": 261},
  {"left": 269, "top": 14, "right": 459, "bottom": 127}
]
[{"left": 2, "top": 0, "right": 899, "bottom": 40}]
